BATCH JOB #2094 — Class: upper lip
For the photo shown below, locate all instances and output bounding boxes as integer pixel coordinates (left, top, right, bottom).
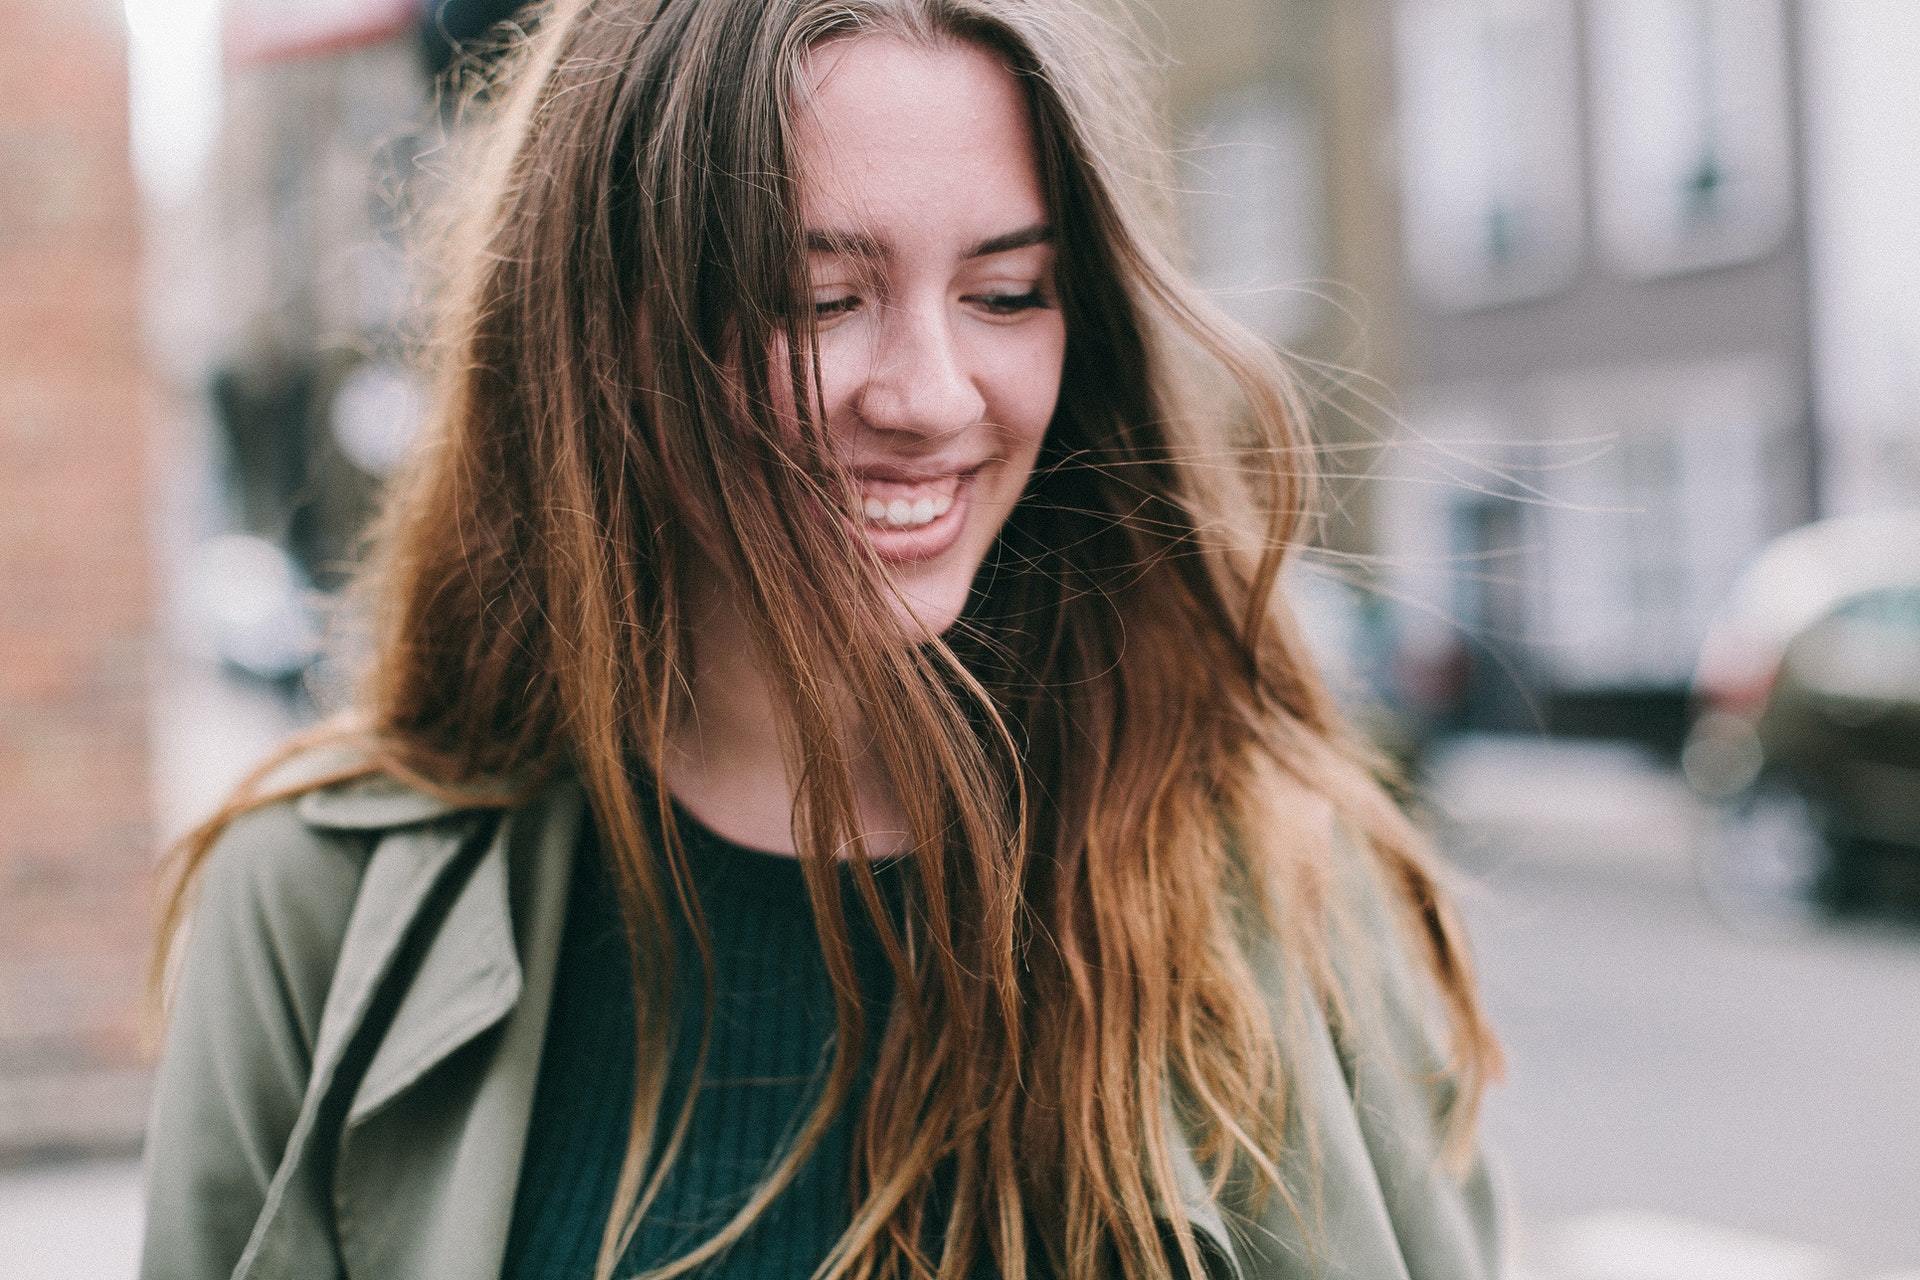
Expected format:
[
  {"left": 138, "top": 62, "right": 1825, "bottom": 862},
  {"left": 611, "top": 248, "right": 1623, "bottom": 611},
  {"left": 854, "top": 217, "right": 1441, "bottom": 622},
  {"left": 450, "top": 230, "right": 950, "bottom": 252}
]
[{"left": 849, "top": 460, "right": 986, "bottom": 483}]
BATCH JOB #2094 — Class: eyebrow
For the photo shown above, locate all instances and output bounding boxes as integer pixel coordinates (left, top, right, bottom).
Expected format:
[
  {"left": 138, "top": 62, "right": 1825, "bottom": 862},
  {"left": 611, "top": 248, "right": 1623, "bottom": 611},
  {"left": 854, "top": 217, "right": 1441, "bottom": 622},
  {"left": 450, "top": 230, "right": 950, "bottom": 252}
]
[{"left": 804, "top": 221, "right": 1054, "bottom": 261}]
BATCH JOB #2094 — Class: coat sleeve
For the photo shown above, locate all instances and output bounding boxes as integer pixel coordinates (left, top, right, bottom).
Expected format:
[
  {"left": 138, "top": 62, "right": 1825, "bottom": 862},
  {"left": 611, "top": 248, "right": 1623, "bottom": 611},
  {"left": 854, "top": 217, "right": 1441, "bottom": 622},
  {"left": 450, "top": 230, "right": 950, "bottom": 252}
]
[
  {"left": 140, "top": 799, "right": 369, "bottom": 1280},
  {"left": 1228, "top": 820, "right": 1509, "bottom": 1280},
  {"left": 1339, "top": 987, "right": 1508, "bottom": 1279},
  {"left": 1333, "top": 856, "right": 1509, "bottom": 1280}
]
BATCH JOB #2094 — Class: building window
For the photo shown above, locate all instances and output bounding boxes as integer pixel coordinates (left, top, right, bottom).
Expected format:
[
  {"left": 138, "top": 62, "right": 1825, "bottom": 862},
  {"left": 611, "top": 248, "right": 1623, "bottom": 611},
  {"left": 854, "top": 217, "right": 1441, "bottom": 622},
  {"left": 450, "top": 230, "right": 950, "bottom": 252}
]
[
  {"left": 1587, "top": 0, "right": 1795, "bottom": 276},
  {"left": 1181, "top": 85, "right": 1326, "bottom": 344},
  {"left": 1534, "top": 360, "right": 1798, "bottom": 687},
  {"left": 1381, "top": 363, "right": 1799, "bottom": 698},
  {"left": 1393, "top": 0, "right": 1584, "bottom": 310}
]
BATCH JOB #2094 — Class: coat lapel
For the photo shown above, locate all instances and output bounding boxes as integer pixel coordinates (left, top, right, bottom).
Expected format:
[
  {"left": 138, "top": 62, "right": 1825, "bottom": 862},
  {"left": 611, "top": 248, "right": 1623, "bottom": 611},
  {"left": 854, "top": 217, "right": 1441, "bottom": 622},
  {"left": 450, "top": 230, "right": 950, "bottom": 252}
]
[
  {"left": 342, "top": 824, "right": 522, "bottom": 1127},
  {"left": 289, "top": 762, "right": 562, "bottom": 1124},
  {"left": 327, "top": 776, "right": 582, "bottom": 1280},
  {"left": 231, "top": 785, "right": 495, "bottom": 1280}
]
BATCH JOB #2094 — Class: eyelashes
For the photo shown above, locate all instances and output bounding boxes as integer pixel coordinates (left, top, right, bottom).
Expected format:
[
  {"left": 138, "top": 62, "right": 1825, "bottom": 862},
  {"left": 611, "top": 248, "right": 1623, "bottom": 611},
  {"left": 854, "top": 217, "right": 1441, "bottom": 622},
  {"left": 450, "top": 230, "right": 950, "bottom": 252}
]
[
  {"left": 971, "top": 290, "right": 1050, "bottom": 316},
  {"left": 810, "top": 290, "right": 1055, "bottom": 320}
]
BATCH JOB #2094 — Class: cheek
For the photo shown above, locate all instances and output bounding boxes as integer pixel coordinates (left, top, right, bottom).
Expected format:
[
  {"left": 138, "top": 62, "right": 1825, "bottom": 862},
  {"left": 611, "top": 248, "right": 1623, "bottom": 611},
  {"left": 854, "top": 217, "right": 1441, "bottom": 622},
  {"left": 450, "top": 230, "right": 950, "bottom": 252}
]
[
  {"left": 763, "top": 334, "right": 807, "bottom": 424},
  {"left": 993, "top": 326, "right": 1067, "bottom": 452},
  {"left": 767, "top": 331, "right": 863, "bottom": 439}
]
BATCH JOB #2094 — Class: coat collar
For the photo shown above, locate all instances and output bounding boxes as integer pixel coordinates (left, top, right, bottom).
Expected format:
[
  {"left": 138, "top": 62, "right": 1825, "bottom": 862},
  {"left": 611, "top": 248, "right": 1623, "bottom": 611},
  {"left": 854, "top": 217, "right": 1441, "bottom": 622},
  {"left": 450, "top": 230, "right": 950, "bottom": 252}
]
[
  {"left": 285, "top": 754, "right": 542, "bottom": 1127},
  {"left": 295, "top": 775, "right": 480, "bottom": 831},
  {"left": 288, "top": 743, "right": 534, "bottom": 832},
  {"left": 287, "top": 766, "right": 1244, "bottom": 1280},
  {"left": 264, "top": 766, "right": 580, "bottom": 1280}
]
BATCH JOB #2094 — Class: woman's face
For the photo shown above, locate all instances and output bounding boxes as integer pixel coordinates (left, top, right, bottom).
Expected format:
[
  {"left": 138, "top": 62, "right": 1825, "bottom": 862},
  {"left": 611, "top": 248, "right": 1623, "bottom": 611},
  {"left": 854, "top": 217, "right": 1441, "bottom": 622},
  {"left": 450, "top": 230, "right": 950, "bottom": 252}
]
[{"left": 789, "top": 35, "right": 1067, "bottom": 638}]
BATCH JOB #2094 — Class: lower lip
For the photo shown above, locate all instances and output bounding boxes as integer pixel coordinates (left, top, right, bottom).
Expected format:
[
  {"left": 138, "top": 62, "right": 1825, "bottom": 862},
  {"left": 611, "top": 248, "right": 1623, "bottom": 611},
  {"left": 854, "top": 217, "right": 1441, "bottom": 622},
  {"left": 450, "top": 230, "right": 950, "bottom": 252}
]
[{"left": 859, "top": 471, "right": 977, "bottom": 565}]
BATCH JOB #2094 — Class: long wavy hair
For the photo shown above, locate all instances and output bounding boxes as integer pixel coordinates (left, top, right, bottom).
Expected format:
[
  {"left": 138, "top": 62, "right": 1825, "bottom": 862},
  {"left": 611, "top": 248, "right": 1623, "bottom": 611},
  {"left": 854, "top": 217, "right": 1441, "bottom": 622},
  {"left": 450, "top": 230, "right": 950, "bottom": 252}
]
[{"left": 156, "top": 2, "right": 1500, "bottom": 1278}]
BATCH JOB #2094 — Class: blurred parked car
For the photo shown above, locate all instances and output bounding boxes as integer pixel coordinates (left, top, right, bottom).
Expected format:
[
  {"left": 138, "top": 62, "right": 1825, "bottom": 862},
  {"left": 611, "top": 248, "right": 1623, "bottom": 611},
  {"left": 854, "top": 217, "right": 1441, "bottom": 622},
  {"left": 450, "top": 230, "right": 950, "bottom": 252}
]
[{"left": 1683, "top": 509, "right": 1920, "bottom": 912}]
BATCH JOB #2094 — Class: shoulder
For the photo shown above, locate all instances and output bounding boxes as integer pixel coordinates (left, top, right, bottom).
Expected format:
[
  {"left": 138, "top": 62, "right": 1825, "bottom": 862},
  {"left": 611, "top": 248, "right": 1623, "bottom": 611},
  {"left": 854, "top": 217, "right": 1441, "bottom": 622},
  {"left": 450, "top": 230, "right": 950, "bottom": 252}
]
[
  {"left": 143, "top": 745, "right": 528, "bottom": 1279},
  {"left": 1325, "top": 824, "right": 1509, "bottom": 1274},
  {"left": 179, "top": 742, "right": 513, "bottom": 1021},
  {"left": 1229, "top": 817, "right": 1508, "bottom": 1275},
  {"left": 1317, "top": 820, "right": 1465, "bottom": 1116},
  {"left": 192, "top": 796, "right": 370, "bottom": 975},
  {"left": 186, "top": 749, "right": 379, "bottom": 975}
]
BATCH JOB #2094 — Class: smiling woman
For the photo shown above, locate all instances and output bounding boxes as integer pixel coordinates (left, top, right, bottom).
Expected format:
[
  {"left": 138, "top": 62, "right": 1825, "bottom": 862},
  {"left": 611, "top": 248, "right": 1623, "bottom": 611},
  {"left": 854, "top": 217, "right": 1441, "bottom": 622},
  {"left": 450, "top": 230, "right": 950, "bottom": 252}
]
[
  {"left": 141, "top": 3, "right": 1505, "bottom": 1280},
  {"left": 769, "top": 35, "right": 1064, "bottom": 640}
]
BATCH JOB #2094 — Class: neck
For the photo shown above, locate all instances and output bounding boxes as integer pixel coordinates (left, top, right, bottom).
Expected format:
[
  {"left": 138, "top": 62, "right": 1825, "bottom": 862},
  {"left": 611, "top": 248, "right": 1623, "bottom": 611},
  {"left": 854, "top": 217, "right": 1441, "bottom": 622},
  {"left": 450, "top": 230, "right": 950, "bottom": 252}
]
[{"left": 662, "top": 571, "right": 909, "bottom": 858}]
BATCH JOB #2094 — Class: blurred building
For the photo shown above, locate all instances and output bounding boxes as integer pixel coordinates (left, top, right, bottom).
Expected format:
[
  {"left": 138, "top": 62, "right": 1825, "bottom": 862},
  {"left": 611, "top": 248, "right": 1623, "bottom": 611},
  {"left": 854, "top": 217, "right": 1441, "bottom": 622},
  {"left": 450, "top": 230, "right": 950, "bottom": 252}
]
[
  {"left": 1145, "top": 0, "right": 1920, "bottom": 761},
  {"left": 184, "top": 3, "right": 431, "bottom": 691},
  {"left": 0, "top": 0, "right": 531, "bottom": 1162},
  {"left": 1375, "top": 0, "right": 1824, "bottom": 751},
  {"left": 1799, "top": 0, "right": 1920, "bottom": 518},
  {"left": 163, "top": 1, "right": 524, "bottom": 701},
  {"left": 1137, "top": 0, "right": 1404, "bottom": 560},
  {"left": 0, "top": 0, "right": 158, "bottom": 1156}
]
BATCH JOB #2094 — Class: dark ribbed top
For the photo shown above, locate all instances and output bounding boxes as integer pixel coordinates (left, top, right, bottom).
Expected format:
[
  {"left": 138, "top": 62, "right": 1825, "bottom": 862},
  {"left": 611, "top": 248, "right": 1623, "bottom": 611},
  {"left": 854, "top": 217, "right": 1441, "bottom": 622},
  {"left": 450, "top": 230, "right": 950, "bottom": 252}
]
[{"left": 499, "top": 797, "right": 905, "bottom": 1280}]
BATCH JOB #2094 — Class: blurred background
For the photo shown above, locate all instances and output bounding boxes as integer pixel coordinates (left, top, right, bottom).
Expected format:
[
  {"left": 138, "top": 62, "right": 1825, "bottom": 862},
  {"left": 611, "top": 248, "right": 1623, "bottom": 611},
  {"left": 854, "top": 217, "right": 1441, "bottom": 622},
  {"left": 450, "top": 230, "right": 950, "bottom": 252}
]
[{"left": 3, "top": 0, "right": 1916, "bottom": 1276}]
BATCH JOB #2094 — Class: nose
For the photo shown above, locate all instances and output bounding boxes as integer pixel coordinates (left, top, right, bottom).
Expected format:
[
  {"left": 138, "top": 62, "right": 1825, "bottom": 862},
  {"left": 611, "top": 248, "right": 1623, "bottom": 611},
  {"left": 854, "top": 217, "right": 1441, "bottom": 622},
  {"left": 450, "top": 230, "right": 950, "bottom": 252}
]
[{"left": 850, "top": 301, "right": 986, "bottom": 441}]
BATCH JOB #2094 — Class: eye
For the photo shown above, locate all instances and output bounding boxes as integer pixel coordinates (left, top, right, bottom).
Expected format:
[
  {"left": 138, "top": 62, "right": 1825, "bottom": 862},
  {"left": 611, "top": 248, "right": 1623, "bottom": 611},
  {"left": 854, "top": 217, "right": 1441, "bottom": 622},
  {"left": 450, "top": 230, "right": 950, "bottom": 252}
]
[
  {"left": 966, "top": 289, "right": 1052, "bottom": 317},
  {"left": 813, "top": 294, "right": 862, "bottom": 318}
]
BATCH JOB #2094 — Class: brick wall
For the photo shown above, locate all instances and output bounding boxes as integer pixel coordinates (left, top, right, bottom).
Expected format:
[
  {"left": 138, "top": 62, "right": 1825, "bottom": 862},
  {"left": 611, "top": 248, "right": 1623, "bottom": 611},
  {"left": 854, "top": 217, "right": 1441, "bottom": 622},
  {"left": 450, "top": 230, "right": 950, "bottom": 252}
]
[{"left": 0, "top": 0, "right": 157, "bottom": 1158}]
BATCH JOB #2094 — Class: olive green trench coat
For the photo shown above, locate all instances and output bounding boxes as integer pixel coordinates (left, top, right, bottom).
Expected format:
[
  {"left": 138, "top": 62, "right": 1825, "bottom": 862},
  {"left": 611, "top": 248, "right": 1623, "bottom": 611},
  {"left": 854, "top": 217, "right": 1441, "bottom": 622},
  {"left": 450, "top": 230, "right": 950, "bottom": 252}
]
[{"left": 139, "top": 753, "right": 1505, "bottom": 1280}]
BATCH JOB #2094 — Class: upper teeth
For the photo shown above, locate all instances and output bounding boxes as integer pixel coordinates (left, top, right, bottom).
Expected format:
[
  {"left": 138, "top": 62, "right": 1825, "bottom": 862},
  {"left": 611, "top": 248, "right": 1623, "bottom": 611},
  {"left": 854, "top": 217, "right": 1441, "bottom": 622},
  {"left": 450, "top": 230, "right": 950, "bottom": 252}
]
[{"left": 863, "top": 492, "right": 952, "bottom": 529}]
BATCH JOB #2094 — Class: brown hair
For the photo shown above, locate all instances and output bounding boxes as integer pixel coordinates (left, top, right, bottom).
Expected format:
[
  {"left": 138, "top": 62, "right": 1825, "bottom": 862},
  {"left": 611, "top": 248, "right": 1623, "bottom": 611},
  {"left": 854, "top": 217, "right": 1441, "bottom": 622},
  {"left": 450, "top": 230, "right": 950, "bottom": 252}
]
[{"left": 155, "top": 2, "right": 1500, "bottom": 1278}]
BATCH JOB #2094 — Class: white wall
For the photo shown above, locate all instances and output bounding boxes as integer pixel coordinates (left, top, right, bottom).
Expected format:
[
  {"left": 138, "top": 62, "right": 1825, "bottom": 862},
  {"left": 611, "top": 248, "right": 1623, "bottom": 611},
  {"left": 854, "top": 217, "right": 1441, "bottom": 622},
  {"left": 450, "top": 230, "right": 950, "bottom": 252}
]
[{"left": 1802, "top": 0, "right": 1920, "bottom": 515}]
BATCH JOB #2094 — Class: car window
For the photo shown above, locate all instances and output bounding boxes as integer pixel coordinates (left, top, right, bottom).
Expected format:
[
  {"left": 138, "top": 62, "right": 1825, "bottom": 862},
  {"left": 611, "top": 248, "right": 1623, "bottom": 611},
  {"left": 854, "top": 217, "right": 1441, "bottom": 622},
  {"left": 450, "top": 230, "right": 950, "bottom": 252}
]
[{"left": 1830, "top": 585, "right": 1920, "bottom": 634}]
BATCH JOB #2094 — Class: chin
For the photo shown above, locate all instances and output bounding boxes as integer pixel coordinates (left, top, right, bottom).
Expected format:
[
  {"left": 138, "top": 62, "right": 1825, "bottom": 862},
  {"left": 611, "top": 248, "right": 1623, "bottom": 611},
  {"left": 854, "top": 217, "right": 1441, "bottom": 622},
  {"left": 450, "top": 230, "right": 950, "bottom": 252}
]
[{"left": 887, "top": 576, "right": 971, "bottom": 641}]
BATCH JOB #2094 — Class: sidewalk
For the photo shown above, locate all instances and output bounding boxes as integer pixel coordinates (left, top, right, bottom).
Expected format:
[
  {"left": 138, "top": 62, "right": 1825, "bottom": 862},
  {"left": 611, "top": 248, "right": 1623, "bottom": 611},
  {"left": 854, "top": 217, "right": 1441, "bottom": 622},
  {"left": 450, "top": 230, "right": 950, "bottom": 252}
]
[
  {"left": 1511, "top": 1211, "right": 1920, "bottom": 1280},
  {"left": 1422, "top": 732, "right": 1706, "bottom": 887},
  {"left": 0, "top": 1157, "right": 143, "bottom": 1280}
]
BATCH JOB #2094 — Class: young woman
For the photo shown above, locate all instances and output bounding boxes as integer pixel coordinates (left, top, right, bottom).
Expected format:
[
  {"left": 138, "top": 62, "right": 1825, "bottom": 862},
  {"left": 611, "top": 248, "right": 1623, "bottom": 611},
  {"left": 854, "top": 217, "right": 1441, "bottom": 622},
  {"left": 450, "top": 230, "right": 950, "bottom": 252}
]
[{"left": 142, "top": 2, "right": 1505, "bottom": 1278}]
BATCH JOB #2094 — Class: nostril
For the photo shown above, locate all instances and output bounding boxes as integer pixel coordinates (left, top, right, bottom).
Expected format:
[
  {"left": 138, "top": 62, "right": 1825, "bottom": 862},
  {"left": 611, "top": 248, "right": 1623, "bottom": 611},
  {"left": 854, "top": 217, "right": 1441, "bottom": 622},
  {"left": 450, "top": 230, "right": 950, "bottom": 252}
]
[
  {"left": 854, "top": 381, "right": 984, "bottom": 438},
  {"left": 850, "top": 320, "right": 985, "bottom": 436}
]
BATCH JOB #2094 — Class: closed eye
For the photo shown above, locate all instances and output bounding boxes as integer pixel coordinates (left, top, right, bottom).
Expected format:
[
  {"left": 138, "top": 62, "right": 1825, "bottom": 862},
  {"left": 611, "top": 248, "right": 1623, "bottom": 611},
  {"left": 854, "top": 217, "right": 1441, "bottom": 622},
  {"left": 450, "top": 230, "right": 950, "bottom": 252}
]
[{"left": 967, "top": 290, "right": 1051, "bottom": 316}]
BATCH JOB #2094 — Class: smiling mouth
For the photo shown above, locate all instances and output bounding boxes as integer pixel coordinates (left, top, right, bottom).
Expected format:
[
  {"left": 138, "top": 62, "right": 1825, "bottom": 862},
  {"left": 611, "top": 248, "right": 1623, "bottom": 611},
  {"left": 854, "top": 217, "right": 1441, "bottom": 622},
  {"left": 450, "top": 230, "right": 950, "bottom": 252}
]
[
  {"left": 856, "top": 468, "right": 976, "bottom": 531},
  {"left": 848, "top": 466, "right": 982, "bottom": 565}
]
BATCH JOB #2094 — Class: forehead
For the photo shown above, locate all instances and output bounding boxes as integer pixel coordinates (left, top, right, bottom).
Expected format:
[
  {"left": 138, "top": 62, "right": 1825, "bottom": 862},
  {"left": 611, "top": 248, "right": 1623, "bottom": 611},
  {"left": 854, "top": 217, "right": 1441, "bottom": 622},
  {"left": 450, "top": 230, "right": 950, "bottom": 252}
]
[{"left": 790, "top": 35, "right": 1048, "bottom": 247}]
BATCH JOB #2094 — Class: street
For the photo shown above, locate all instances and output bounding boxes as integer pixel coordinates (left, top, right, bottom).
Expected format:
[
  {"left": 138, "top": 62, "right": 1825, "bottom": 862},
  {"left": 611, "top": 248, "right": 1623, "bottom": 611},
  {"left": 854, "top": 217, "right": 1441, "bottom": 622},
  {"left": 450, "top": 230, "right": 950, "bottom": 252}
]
[{"left": 1438, "top": 738, "right": 1920, "bottom": 1279}]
